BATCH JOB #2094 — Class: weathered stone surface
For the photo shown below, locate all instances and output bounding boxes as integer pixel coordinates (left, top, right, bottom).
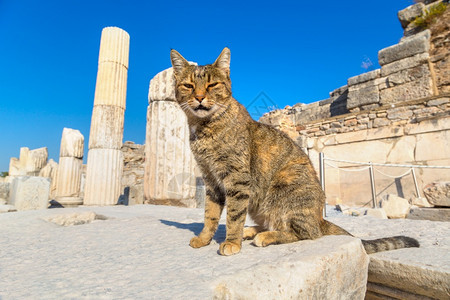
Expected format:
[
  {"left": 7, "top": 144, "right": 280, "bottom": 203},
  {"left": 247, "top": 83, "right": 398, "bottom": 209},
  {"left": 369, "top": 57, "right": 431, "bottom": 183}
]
[
  {"left": 423, "top": 181, "right": 450, "bottom": 207},
  {"left": 144, "top": 101, "right": 197, "bottom": 207},
  {"left": 59, "top": 128, "right": 84, "bottom": 158},
  {"left": 378, "top": 30, "right": 430, "bottom": 65},
  {"left": 427, "top": 97, "right": 449, "bottom": 106},
  {"left": 364, "top": 208, "right": 388, "bottom": 219},
  {"left": 0, "top": 182, "right": 9, "bottom": 203},
  {"left": 415, "top": 130, "right": 450, "bottom": 162},
  {"left": 387, "top": 107, "right": 413, "bottom": 120},
  {"left": 407, "top": 207, "right": 450, "bottom": 221},
  {"left": 39, "top": 159, "right": 58, "bottom": 199},
  {"left": 368, "top": 248, "right": 450, "bottom": 299},
  {"left": 9, "top": 176, "right": 50, "bottom": 211},
  {"left": 0, "top": 204, "right": 16, "bottom": 213},
  {"left": 348, "top": 69, "right": 381, "bottom": 86},
  {"left": 9, "top": 147, "right": 48, "bottom": 176},
  {"left": 380, "top": 194, "right": 410, "bottom": 218},
  {"left": 212, "top": 236, "right": 369, "bottom": 299},
  {"left": 88, "top": 105, "right": 125, "bottom": 150},
  {"left": 44, "top": 211, "right": 107, "bottom": 226},
  {"left": 386, "top": 64, "right": 431, "bottom": 87},
  {"left": 120, "top": 141, "right": 145, "bottom": 205},
  {"left": 397, "top": 3, "right": 425, "bottom": 28},
  {"left": 411, "top": 197, "right": 433, "bottom": 208},
  {"left": 405, "top": 115, "right": 450, "bottom": 135},
  {"left": 148, "top": 68, "right": 176, "bottom": 102},
  {"left": 347, "top": 83, "right": 380, "bottom": 110},
  {"left": 380, "top": 76, "right": 433, "bottom": 105},
  {"left": 380, "top": 52, "right": 429, "bottom": 76},
  {"left": 84, "top": 149, "right": 123, "bottom": 206}
]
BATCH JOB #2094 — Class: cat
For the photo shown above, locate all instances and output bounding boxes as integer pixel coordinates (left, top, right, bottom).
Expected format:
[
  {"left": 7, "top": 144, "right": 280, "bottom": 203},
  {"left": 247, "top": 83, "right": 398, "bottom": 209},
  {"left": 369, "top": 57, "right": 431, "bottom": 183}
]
[{"left": 170, "top": 47, "right": 420, "bottom": 256}]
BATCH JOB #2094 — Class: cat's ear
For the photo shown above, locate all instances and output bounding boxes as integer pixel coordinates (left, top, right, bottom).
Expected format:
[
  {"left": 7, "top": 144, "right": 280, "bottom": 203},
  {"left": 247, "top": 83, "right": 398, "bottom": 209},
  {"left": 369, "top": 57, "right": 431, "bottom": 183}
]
[
  {"left": 213, "top": 47, "right": 231, "bottom": 72},
  {"left": 170, "top": 49, "right": 189, "bottom": 76}
]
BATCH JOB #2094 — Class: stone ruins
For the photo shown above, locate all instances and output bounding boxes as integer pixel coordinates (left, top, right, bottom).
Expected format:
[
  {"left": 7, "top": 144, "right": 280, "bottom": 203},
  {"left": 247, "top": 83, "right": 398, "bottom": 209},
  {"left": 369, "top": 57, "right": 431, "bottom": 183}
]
[{"left": 1, "top": 2, "right": 449, "bottom": 223}]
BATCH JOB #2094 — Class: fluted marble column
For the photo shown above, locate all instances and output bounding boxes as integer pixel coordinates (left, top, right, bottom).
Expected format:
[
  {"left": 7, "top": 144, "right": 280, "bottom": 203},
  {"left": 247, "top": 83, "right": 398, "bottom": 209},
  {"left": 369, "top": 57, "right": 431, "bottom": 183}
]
[
  {"left": 84, "top": 27, "right": 129, "bottom": 206},
  {"left": 54, "top": 128, "right": 84, "bottom": 206},
  {"left": 144, "top": 67, "right": 199, "bottom": 207}
]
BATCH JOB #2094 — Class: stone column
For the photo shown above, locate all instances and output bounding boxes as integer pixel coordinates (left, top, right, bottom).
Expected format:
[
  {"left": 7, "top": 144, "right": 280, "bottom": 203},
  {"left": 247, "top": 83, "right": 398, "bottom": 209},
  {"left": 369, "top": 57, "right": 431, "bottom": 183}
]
[
  {"left": 84, "top": 27, "right": 129, "bottom": 206},
  {"left": 54, "top": 128, "right": 84, "bottom": 206},
  {"left": 144, "top": 67, "right": 200, "bottom": 207}
]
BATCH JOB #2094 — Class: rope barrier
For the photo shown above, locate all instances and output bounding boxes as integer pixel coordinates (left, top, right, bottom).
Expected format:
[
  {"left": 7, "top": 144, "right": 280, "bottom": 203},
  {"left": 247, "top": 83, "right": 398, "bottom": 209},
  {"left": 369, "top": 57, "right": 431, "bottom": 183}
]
[
  {"left": 324, "top": 161, "right": 370, "bottom": 172},
  {"left": 324, "top": 157, "right": 450, "bottom": 169},
  {"left": 374, "top": 168, "right": 412, "bottom": 178}
]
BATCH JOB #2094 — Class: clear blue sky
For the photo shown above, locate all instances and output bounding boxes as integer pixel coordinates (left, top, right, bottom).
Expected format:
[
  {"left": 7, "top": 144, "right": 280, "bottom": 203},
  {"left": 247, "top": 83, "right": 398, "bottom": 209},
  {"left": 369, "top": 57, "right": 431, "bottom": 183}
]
[{"left": 0, "top": 0, "right": 414, "bottom": 172}]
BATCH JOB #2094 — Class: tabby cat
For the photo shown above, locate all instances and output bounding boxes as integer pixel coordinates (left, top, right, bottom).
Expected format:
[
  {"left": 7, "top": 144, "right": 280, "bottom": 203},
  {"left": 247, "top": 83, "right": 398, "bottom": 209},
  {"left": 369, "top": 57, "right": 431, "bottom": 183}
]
[{"left": 170, "top": 48, "right": 419, "bottom": 256}]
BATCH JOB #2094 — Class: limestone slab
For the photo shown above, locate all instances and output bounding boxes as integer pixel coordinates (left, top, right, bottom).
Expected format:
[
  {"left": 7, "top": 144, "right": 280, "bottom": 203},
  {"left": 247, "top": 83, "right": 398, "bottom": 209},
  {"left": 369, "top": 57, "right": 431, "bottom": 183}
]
[
  {"left": 380, "top": 77, "right": 433, "bottom": 105},
  {"left": 347, "top": 84, "right": 380, "bottom": 110},
  {"left": 368, "top": 248, "right": 450, "bottom": 299},
  {"left": 378, "top": 30, "right": 430, "bottom": 65},
  {"left": 348, "top": 69, "right": 381, "bottom": 86},
  {"left": 404, "top": 115, "right": 450, "bottom": 135},
  {"left": 380, "top": 52, "right": 429, "bottom": 77},
  {"left": 407, "top": 207, "right": 450, "bottom": 221},
  {"left": 9, "top": 176, "right": 50, "bottom": 211},
  {"left": 212, "top": 236, "right": 369, "bottom": 299},
  {"left": 415, "top": 130, "right": 450, "bottom": 161}
]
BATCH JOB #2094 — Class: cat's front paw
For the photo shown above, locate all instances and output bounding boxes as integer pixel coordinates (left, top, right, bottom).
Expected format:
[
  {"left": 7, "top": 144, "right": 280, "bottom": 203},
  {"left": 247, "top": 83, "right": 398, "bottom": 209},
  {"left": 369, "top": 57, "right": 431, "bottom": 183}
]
[
  {"left": 219, "top": 241, "right": 241, "bottom": 256},
  {"left": 190, "top": 236, "right": 210, "bottom": 248}
]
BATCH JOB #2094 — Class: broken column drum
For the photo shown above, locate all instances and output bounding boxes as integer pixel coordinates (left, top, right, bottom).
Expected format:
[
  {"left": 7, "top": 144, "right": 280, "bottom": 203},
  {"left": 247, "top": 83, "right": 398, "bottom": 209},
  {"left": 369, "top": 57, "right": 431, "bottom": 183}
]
[
  {"left": 84, "top": 27, "right": 130, "bottom": 206},
  {"left": 54, "top": 128, "right": 84, "bottom": 206},
  {"left": 144, "top": 67, "right": 199, "bottom": 207}
]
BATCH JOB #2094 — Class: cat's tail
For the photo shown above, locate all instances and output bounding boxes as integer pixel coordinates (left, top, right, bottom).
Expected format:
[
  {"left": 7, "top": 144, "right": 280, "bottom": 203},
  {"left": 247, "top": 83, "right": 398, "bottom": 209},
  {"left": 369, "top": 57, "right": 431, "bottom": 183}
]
[
  {"left": 361, "top": 236, "right": 419, "bottom": 254},
  {"left": 321, "top": 220, "right": 420, "bottom": 254}
]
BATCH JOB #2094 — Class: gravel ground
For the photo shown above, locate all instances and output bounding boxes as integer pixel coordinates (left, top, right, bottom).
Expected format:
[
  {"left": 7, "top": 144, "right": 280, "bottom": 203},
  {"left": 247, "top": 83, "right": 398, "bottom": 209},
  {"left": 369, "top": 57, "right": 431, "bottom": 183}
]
[{"left": 0, "top": 205, "right": 448, "bottom": 299}]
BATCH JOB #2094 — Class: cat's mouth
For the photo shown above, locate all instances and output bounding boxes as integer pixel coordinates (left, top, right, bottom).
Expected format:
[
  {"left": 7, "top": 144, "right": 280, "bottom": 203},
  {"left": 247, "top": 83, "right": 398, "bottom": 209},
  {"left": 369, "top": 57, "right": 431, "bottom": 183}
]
[{"left": 194, "top": 104, "right": 210, "bottom": 111}]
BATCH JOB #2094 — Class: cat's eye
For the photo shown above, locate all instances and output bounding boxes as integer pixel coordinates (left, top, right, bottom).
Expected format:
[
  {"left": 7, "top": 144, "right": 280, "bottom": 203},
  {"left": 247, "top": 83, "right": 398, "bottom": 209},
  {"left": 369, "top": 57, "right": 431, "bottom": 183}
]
[
  {"left": 207, "top": 82, "right": 219, "bottom": 89},
  {"left": 183, "top": 83, "right": 194, "bottom": 89}
]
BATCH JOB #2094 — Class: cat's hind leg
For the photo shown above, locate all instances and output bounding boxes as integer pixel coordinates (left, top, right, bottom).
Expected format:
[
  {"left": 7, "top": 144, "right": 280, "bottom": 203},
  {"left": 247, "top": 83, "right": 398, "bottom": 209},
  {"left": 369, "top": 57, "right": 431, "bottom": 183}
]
[
  {"left": 252, "top": 231, "right": 300, "bottom": 247},
  {"left": 243, "top": 226, "right": 263, "bottom": 240}
]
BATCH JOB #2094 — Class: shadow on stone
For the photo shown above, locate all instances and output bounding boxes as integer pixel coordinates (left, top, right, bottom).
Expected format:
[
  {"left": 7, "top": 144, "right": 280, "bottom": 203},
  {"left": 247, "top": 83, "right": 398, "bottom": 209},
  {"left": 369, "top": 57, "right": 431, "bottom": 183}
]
[
  {"left": 49, "top": 200, "right": 64, "bottom": 208},
  {"left": 159, "top": 219, "right": 226, "bottom": 243}
]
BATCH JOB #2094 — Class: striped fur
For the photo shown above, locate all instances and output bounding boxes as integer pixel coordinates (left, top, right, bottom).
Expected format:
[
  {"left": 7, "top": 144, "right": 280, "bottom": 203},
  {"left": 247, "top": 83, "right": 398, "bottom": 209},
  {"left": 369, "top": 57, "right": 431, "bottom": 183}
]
[{"left": 170, "top": 48, "right": 420, "bottom": 256}]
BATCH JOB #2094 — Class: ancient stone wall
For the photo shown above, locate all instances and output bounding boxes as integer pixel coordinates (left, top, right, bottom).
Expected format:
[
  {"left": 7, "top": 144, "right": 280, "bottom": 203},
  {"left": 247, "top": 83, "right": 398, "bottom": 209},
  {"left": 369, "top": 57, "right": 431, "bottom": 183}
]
[
  {"left": 119, "top": 141, "right": 145, "bottom": 205},
  {"left": 260, "top": 2, "right": 450, "bottom": 207}
]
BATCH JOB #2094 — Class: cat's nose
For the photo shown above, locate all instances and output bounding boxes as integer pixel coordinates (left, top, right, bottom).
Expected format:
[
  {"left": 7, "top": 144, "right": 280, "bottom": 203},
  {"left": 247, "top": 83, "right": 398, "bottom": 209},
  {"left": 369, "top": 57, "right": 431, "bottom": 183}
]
[{"left": 195, "top": 94, "right": 205, "bottom": 102}]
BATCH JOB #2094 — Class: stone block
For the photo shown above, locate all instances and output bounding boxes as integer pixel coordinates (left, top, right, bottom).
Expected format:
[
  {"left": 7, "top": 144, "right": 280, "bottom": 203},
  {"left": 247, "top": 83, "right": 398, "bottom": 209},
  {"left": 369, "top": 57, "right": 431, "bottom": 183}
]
[
  {"left": 368, "top": 248, "right": 450, "bottom": 299},
  {"left": 423, "top": 182, "right": 450, "bottom": 207},
  {"left": 407, "top": 207, "right": 450, "bottom": 221},
  {"left": 386, "top": 64, "right": 431, "bottom": 87},
  {"left": 212, "top": 236, "right": 369, "bottom": 299},
  {"left": 411, "top": 197, "right": 433, "bottom": 208},
  {"left": 378, "top": 30, "right": 430, "bottom": 65},
  {"left": 404, "top": 116, "right": 450, "bottom": 135},
  {"left": 427, "top": 97, "right": 449, "bottom": 106},
  {"left": 397, "top": 3, "right": 425, "bottom": 28},
  {"left": 348, "top": 69, "right": 381, "bottom": 86},
  {"left": 380, "top": 194, "right": 410, "bottom": 218},
  {"left": 9, "top": 176, "right": 50, "bottom": 211},
  {"left": 0, "top": 204, "right": 16, "bottom": 213},
  {"left": 380, "top": 52, "right": 429, "bottom": 76},
  {"left": 364, "top": 208, "right": 388, "bottom": 219},
  {"left": 347, "top": 83, "right": 380, "bottom": 110},
  {"left": 387, "top": 107, "right": 413, "bottom": 120},
  {"left": 380, "top": 77, "right": 433, "bottom": 105}
]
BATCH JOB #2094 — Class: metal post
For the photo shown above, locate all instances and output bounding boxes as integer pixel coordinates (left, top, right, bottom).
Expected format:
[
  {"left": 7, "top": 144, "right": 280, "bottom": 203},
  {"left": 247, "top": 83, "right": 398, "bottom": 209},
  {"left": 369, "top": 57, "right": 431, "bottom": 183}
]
[
  {"left": 411, "top": 168, "right": 421, "bottom": 198},
  {"left": 319, "top": 152, "right": 326, "bottom": 217},
  {"left": 369, "top": 162, "right": 377, "bottom": 208}
]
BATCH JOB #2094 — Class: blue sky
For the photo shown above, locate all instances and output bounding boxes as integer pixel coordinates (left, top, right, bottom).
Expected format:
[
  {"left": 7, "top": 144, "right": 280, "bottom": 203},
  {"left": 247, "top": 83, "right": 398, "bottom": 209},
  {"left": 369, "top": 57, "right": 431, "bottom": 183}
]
[{"left": 0, "top": 0, "right": 414, "bottom": 171}]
